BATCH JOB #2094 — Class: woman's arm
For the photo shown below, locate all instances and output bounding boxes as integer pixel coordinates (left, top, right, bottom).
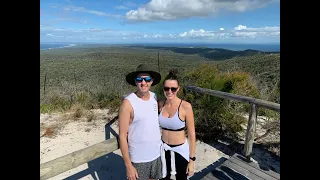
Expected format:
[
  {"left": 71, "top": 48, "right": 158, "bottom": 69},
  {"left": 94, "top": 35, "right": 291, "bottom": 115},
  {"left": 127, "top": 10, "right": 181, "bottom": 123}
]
[
  {"left": 184, "top": 101, "right": 196, "bottom": 176},
  {"left": 185, "top": 101, "right": 196, "bottom": 158}
]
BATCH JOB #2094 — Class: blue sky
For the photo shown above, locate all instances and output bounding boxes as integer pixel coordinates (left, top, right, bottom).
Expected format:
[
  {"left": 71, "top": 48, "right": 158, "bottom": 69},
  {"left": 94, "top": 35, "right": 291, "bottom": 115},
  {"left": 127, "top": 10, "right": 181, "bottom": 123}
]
[{"left": 40, "top": 0, "right": 280, "bottom": 44}]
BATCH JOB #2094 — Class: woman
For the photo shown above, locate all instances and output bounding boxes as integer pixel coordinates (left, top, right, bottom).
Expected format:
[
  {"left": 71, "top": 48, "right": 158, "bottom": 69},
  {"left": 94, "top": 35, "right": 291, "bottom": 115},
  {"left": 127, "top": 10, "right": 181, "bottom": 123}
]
[{"left": 158, "top": 70, "right": 196, "bottom": 180}]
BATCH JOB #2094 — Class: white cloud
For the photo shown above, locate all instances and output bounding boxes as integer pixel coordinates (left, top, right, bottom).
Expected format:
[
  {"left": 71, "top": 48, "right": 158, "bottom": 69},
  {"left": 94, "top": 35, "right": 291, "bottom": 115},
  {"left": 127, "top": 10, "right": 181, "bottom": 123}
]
[
  {"left": 115, "top": 5, "right": 129, "bottom": 10},
  {"left": 40, "top": 24, "right": 279, "bottom": 43},
  {"left": 177, "top": 25, "right": 279, "bottom": 39},
  {"left": 179, "top": 29, "right": 214, "bottom": 37},
  {"left": 234, "top": 25, "right": 247, "bottom": 30},
  {"left": 234, "top": 31, "right": 257, "bottom": 37},
  {"left": 153, "top": 34, "right": 163, "bottom": 38},
  {"left": 63, "top": 6, "right": 123, "bottom": 18},
  {"left": 40, "top": 25, "right": 140, "bottom": 42},
  {"left": 125, "top": 0, "right": 276, "bottom": 22},
  {"left": 40, "top": 15, "right": 89, "bottom": 24}
]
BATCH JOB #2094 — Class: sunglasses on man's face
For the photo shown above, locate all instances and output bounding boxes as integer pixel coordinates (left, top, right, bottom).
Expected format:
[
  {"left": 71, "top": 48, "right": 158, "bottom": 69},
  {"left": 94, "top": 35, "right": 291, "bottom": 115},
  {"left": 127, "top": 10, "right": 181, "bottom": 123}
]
[
  {"left": 163, "top": 87, "right": 178, "bottom": 92},
  {"left": 135, "top": 77, "right": 152, "bottom": 83}
]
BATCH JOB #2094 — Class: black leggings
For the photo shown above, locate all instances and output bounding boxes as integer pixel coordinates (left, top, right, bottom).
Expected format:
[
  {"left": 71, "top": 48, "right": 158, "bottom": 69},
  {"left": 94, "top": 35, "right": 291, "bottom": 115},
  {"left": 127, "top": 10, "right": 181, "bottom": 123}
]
[{"left": 160, "top": 145, "right": 189, "bottom": 180}]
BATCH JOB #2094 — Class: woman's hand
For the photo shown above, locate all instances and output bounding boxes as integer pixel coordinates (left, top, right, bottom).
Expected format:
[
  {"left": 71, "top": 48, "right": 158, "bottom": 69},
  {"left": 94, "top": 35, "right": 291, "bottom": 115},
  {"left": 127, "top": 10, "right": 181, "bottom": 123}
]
[{"left": 186, "top": 161, "right": 195, "bottom": 177}]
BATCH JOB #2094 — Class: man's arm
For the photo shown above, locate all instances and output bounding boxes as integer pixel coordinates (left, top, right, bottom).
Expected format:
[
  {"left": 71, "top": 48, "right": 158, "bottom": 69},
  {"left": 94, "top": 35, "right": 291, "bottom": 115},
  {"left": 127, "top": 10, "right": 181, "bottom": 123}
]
[{"left": 119, "top": 99, "right": 133, "bottom": 167}]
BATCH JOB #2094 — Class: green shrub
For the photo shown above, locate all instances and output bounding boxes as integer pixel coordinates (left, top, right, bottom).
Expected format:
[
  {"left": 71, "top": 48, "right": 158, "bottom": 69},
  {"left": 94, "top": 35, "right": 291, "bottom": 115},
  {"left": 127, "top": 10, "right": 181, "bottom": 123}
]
[
  {"left": 40, "top": 94, "right": 72, "bottom": 114},
  {"left": 181, "top": 64, "right": 260, "bottom": 140}
]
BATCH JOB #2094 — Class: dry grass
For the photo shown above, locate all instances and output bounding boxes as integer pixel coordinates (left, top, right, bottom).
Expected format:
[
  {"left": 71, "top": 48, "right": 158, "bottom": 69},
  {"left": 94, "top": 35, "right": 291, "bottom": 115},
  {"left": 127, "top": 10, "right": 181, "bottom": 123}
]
[
  {"left": 268, "top": 143, "right": 280, "bottom": 156},
  {"left": 256, "top": 130, "right": 280, "bottom": 157},
  {"left": 237, "top": 114, "right": 280, "bottom": 157},
  {"left": 86, "top": 111, "right": 96, "bottom": 122},
  {"left": 70, "top": 103, "right": 86, "bottom": 119},
  {"left": 40, "top": 107, "right": 110, "bottom": 139},
  {"left": 60, "top": 103, "right": 97, "bottom": 122},
  {"left": 41, "top": 124, "right": 62, "bottom": 138}
]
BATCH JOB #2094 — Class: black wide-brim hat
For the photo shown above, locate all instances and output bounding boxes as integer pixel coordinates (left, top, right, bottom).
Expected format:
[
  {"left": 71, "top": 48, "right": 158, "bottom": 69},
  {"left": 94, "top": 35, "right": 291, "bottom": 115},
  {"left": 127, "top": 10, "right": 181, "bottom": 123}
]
[{"left": 126, "top": 64, "right": 161, "bottom": 86}]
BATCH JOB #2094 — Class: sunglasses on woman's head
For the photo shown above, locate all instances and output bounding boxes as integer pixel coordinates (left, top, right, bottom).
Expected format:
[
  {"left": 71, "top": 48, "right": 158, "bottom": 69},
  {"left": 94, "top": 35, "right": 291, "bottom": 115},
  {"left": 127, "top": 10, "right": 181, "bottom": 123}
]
[
  {"left": 135, "top": 77, "right": 152, "bottom": 82},
  {"left": 163, "top": 87, "right": 178, "bottom": 92}
]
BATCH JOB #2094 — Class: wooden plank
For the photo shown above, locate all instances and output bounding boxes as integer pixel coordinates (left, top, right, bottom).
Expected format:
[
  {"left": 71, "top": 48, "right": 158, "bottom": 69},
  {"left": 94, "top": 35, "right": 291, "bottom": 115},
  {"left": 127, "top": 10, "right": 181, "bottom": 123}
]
[
  {"left": 214, "top": 160, "right": 264, "bottom": 180},
  {"left": 231, "top": 154, "right": 280, "bottom": 179},
  {"left": 244, "top": 103, "right": 258, "bottom": 159},
  {"left": 40, "top": 137, "right": 119, "bottom": 180},
  {"left": 185, "top": 86, "right": 280, "bottom": 111},
  {"left": 228, "top": 155, "right": 278, "bottom": 180},
  {"left": 191, "top": 157, "right": 229, "bottom": 180},
  {"left": 201, "top": 173, "right": 220, "bottom": 180},
  {"left": 203, "top": 154, "right": 280, "bottom": 180}
]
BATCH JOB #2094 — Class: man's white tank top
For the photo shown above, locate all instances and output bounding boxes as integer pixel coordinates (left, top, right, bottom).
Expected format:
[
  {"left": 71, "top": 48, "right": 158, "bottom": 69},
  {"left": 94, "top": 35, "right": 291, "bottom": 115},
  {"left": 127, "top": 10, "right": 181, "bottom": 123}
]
[{"left": 125, "top": 91, "right": 161, "bottom": 163}]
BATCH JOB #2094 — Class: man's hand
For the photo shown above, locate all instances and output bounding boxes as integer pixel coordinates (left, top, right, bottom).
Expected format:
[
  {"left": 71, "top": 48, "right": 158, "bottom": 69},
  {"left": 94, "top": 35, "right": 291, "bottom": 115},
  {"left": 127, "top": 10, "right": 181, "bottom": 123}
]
[{"left": 126, "top": 164, "right": 139, "bottom": 180}]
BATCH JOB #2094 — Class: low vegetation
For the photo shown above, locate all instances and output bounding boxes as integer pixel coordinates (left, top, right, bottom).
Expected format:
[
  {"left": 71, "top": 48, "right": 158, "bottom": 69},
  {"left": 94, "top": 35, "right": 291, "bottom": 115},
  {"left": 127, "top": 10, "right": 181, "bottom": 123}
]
[{"left": 40, "top": 45, "right": 280, "bottom": 155}]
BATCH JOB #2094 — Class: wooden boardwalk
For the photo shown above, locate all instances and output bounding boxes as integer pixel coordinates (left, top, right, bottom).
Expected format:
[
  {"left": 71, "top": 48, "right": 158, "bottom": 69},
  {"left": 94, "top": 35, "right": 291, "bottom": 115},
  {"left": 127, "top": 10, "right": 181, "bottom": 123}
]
[{"left": 201, "top": 153, "right": 280, "bottom": 180}]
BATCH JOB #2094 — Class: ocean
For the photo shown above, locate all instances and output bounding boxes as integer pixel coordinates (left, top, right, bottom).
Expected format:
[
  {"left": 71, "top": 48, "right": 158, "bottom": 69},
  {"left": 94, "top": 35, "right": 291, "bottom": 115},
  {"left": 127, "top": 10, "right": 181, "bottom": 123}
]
[
  {"left": 40, "top": 43, "right": 280, "bottom": 52},
  {"left": 40, "top": 43, "right": 77, "bottom": 50}
]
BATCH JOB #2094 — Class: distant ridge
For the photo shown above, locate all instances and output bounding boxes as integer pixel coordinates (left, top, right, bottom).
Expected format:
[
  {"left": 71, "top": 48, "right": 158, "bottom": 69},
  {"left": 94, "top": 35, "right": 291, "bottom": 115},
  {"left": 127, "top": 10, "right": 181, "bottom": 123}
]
[{"left": 128, "top": 45, "right": 278, "bottom": 61}]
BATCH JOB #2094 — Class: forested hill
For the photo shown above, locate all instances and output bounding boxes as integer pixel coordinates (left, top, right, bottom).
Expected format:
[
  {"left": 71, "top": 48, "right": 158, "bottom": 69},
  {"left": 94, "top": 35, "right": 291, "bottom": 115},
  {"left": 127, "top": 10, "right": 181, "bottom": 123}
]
[{"left": 128, "top": 45, "right": 279, "bottom": 61}]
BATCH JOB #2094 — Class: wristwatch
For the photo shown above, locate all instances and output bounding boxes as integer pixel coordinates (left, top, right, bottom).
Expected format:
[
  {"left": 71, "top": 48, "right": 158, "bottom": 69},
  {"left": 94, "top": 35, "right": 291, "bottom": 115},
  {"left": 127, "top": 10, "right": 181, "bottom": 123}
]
[{"left": 190, "top": 156, "right": 196, "bottom": 161}]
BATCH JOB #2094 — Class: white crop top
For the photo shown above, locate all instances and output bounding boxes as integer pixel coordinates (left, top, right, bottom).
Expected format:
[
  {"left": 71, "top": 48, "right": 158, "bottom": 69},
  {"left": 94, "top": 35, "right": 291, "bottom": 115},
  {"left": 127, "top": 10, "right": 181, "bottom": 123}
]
[{"left": 159, "top": 99, "right": 186, "bottom": 131}]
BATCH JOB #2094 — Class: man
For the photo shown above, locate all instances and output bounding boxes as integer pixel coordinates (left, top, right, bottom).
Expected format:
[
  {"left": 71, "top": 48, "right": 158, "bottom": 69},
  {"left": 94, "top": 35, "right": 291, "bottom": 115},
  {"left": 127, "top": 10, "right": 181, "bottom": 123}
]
[{"left": 119, "top": 64, "right": 162, "bottom": 180}]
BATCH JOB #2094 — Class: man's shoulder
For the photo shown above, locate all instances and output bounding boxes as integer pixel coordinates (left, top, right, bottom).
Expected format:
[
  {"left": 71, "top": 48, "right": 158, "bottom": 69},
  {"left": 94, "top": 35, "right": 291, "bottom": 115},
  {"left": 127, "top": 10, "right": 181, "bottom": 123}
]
[
  {"left": 121, "top": 93, "right": 135, "bottom": 107},
  {"left": 149, "top": 91, "right": 158, "bottom": 101},
  {"left": 121, "top": 98, "right": 131, "bottom": 106},
  {"left": 122, "top": 92, "right": 134, "bottom": 100},
  {"left": 149, "top": 91, "right": 159, "bottom": 97},
  {"left": 120, "top": 99, "right": 133, "bottom": 114}
]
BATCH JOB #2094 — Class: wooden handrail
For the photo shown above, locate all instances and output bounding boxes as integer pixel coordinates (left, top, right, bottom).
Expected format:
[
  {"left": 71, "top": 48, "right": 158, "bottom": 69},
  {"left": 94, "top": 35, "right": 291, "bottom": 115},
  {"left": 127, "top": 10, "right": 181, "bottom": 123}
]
[
  {"left": 185, "top": 86, "right": 280, "bottom": 112},
  {"left": 184, "top": 85, "right": 280, "bottom": 161},
  {"left": 40, "top": 137, "right": 119, "bottom": 180}
]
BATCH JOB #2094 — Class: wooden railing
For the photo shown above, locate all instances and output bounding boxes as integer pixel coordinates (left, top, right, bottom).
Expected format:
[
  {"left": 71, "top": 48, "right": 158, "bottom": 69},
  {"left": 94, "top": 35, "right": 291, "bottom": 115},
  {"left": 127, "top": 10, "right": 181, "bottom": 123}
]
[
  {"left": 184, "top": 86, "right": 280, "bottom": 160},
  {"left": 40, "top": 117, "right": 119, "bottom": 180},
  {"left": 40, "top": 86, "right": 280, "bottom": 179}
]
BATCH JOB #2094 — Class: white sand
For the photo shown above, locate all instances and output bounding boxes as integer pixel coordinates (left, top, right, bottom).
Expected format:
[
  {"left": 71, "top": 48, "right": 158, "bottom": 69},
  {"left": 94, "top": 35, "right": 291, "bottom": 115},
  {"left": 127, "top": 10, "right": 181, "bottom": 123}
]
[{"left": 40, "top": 109, "right": 230, "bottom": 180}]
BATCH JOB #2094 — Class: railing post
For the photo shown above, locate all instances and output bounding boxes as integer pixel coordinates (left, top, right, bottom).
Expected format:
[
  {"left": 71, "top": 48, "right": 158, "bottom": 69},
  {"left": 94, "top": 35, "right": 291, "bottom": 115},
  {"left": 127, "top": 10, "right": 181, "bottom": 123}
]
[
  {"left": 243, "top": 103, "right": 258, "bottom": 161},
  {"left": 105, "top": 116, "right": 119, "bottom": 140}
]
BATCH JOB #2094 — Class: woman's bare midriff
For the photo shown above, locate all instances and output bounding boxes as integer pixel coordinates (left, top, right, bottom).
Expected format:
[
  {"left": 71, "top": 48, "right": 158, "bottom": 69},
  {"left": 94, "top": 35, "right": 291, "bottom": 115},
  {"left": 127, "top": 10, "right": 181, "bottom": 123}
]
[{"left": 161, "top": 129, "right": 186, "bottom": 145}]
